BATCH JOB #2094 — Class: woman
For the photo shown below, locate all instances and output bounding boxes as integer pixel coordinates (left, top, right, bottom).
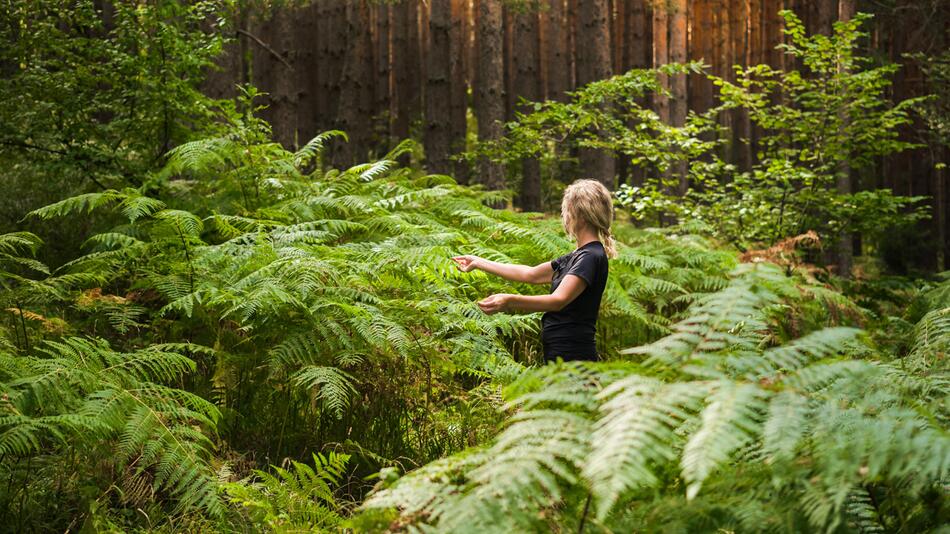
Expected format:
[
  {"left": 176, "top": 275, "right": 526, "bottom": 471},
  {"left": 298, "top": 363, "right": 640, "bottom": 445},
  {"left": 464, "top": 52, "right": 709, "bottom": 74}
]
[{"left": 451, "top": 179, "right": 617, "bottom": 362}]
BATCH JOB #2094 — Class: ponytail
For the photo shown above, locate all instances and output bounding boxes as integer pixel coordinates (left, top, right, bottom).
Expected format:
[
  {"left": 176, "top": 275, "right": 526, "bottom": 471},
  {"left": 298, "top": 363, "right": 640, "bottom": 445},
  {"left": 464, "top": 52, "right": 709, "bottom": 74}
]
[{"left": 600, "top": 228, "right": 618, "bottom": 259}]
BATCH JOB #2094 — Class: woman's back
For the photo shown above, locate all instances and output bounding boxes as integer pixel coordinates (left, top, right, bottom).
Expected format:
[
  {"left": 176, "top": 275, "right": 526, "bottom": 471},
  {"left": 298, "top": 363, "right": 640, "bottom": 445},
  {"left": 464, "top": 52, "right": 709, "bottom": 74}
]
[{"left": 542, "top": 241, "right": 609, "bottom": 361}]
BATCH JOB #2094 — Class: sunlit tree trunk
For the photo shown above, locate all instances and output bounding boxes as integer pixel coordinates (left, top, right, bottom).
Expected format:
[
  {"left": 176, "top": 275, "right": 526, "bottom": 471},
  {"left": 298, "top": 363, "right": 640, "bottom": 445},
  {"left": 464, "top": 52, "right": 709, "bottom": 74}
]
[
  {"left": 670, "top": 0, "right": 687, "bottom": 195},
  {"left": 653, "top": 1, "right": 670, "bottom": 125}
]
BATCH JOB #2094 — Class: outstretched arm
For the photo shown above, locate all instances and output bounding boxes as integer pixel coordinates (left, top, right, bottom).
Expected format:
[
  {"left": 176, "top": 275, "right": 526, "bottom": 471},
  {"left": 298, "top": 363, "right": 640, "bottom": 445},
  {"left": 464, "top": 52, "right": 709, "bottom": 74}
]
[
  {"left": 478, "top": 275, "right": 587, "bottom": 314},
  {"left": 452, "top": 255, "right": 553, "bottom": 285}
]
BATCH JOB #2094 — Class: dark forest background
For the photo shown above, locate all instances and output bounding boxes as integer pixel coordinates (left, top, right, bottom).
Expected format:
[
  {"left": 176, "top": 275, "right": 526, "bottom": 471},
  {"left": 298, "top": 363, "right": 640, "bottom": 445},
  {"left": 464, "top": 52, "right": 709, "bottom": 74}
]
[{"left": 203, "top": 0, "right": 949, "bottom": 271}]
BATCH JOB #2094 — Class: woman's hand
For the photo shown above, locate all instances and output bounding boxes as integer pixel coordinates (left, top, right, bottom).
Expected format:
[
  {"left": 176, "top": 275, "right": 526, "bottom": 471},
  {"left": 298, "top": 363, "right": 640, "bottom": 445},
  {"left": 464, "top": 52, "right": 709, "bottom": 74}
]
[
  {"left": 478, "top": 293, "right": 511, "bottom": 315},
  {"left": 451, "top": 255, "right": 481, "bottom": 273}
]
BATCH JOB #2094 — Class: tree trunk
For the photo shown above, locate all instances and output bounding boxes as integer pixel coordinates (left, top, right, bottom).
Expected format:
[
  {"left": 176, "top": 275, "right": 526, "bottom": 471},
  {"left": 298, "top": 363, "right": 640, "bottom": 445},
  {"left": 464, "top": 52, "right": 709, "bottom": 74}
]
[
  {"left": 670, "top": 0, "right": 687, "bottom": 195},
  {"left": 375, "top": 3, "right": 392, "bottom": 150},
  {"left": 425, "top": 0, "right": 452, "bottom": 174},
  {"left": 836, "top": 0, "right": 855, "bottom": 277},
  {"left": 816, "top": 0, "right": 837, "bottom": 35},
  {"left": 335, "top": 0, "right": 375, "bottom": 167},
  {"left": 408, "top": 0, "right": 423, "bottom": 126},
  {"left": 653, "top": 2, "right": 670, "bottom": 124},
  {"left": 475, "top": 0, "right": 506, "bottom": 191},
  {"left": 545, "top": 0, "right": 570, "bottom": 101},
  {"left": 713, "top": 0, "right": 732, "bottom": 161},
  {"left": 576, "top": 0, "right": 616, "bottom": 188},
  {"left": 689, "top": 0, "right": 712, "bottom": 114},
  {"left": 248, "top": 8, "right": 298, "bottom": 148},
  {"left": 450, "top": 0, "right": 471, "bottom": 183},
  {"left": 513, "top": 8, "right": 542, "bottom": 211},
  {"left": 392, "top": 1, "right": 412, "bottom": 142}
]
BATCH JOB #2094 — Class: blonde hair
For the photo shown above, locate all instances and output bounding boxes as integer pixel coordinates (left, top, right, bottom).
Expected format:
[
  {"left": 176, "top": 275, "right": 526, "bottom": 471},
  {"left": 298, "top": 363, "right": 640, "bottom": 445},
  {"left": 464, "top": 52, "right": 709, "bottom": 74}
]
[{"left": 561, "top": 179, "right": 618, "bottom": 259}]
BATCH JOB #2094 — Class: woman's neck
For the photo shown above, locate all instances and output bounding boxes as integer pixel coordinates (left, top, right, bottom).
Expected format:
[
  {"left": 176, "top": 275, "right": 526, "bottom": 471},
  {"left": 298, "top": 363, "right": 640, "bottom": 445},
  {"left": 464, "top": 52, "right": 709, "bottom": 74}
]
[{"left": 575, "top": 227, "right": 600, "bottom": 249}]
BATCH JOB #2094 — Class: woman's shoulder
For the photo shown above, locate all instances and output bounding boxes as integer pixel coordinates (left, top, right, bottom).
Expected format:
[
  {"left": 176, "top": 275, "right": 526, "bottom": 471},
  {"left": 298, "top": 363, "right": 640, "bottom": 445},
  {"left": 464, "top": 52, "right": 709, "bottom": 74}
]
[{"left": 578, "top": 241, "right": 608, "bottom": 259}]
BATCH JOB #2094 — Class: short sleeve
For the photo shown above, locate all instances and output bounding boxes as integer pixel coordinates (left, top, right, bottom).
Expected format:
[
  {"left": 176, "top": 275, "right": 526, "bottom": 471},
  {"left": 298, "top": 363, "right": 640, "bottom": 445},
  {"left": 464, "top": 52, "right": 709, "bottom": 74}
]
[
  {"left": 551, "top": 252, "right": 572, "bottom": 272},
  {"left": 565, "top": 250, "right": 597, "bottom": 286}
]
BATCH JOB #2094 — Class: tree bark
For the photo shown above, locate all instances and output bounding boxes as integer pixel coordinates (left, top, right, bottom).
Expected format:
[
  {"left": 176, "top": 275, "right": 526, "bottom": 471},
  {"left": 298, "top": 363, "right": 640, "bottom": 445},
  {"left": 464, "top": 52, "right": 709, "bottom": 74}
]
[
  {"left": 545, "top": 0, "right": 570, "bottom": 101},
  {"left": 576, "top": 0, "right": 616, "bottom": 188},
  {"left": 513, "top": 8, "right": 542, "bottom": 211},
  {"left": 670, "top": 0, "right": 688, "bottom": 195},
  {"left": 475, "top": 0, "right": 506, "bottom": 191},
  {"left": 450, "top": 0, "right": 471, "bottom": 183},
  {"left": 425, "top": 0, "right": 452, "bottom": 174},
  {"left": 335, "top": 0, "right": 375, "bottom": 167},
  {"left": 392, "top": 2, "right": 412, "bottom": 142},
  {"left": 375, "top": 3, "right": 392, "bottom": 148},
  {"left": 689, "top": 0, "right": 711, "bottom": 113},
  {"left": 836, "top": 0, "right": 855, "bottom": 277},
  {"left": 653, "top": 2, "right": 670, "bottom": 124},
  {"left": 816, "top": 0, "right": 837, "bottom": 36}
]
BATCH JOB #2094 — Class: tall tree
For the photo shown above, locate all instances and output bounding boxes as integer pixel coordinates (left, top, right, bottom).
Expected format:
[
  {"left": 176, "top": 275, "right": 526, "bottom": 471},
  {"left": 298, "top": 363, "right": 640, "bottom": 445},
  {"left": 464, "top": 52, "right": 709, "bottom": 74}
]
[
  {"left": 335, "top": 0, "right": 375, "bottom": 166},
  {"left": 836, "top": 0, "right": 856, "bottom": 277},
  {"left": 670, "top": 0, "right": 688, "bottom": 194},
  {"left": 576, "top": 0, "right": 615, "bottom": 188},
  {"left": 816, "top": 0, "right": 837, "bottom": 35},
  {"left": 475, "top": 0, "right": 505, "bottom": 191},
  {"left": 450, "top": 0, "right": 471, "bottom": 183},
  {"left": 653, "top": 1, "right": 670, "bottom": 125},
  {"left": 688, "top": 0, "right": 712, "bottom": 114},
  {"left": 425, "top": 0, "right": 452, "bottom": 174},
  {"left": 392, "top": 1, "right": 412, "bottom": 143},
  {"left": 513, "top": 8, "right": 542, "bottom": 211},
  {"left": 374, "top": 3, "right": 392, "bottom": 148},
  {"left": 544, "top": 0, "right": 570, "bottom": 101}
]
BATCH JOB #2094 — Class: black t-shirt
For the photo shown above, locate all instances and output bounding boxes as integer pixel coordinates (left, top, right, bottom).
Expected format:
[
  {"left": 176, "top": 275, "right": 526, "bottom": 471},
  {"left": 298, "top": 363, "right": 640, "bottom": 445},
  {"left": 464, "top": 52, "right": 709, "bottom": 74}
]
[{"left": 541, "top": 241, "right": 609, "bottom": 361}]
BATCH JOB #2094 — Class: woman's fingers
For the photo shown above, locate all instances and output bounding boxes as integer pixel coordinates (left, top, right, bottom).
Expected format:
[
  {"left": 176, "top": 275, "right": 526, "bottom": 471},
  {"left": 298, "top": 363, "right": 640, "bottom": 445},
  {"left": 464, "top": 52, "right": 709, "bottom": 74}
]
[{"left": 451, "top": 255, "right": 475, "bottom": 272}]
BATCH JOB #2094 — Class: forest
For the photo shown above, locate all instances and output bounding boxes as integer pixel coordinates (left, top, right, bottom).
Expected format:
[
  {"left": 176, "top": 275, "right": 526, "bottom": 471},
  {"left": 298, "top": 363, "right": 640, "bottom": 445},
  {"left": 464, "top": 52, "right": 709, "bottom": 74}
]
[{"left": 0, "top": 0, "right": 947, "bottom": 532}]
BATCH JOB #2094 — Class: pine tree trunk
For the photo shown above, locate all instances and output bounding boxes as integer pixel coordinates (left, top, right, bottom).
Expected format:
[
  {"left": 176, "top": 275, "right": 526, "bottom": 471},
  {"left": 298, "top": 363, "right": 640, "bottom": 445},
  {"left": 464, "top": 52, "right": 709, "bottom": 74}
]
[
  {"left": 670, "top": 0, "right": 688, "bottom": 195},
  {"left": 816, "top": 0, "right": 837, "bottom": 35},
  {"left": 475, "top": 0, "right": 506, "bottom": 191},
  {"left": 335, "top": 0, "right": 374, "bottom": 167},
  {"left": 937, "top": 146, "right": 948, "bottom": 271},
  {"left": 294, "top": 3, "right": 321, "bottom": 144},
  {"left": 737, "top": 0, "right": 753, "bottom": 170},
  {"left": 375, "top": 3, "right": 392, "bottom": 149},
  {"left": 624, "top": 0, "right": 649, "bottom": 70},
  {"left": 513, "top": 8, "right": 542, "bottom": 211},
  {"left": 689, "top": 0, "right": 710, "bottom": 113},
  {"left": 450, "top": 0, "right": 471, "bottom": 184},
  {"left": 392, "top": 2, "right": 412, "bottom": 142},
  {"left": 251, "top": 8, "right": 298, "bottom": 148},
  {"left": 425, "top": 0, "right": 452, "bottom": 174},
  {"left": 713, "top": 0, "right": 731, "bottom": 161},
  {"left": 503, "top": 8, "right": 515, "bottom": 121},
  {"left": 545, "top": 0, "right": 570, "bottom": 101},
  {"left": 576, "top": 0, "right": 616, "bottom": 188},
  {"left": 836, "top": 0, "right": 855, "bottom": 277},
  {"left": 653, "top": 2, "right": 670, "bottom": 124},
  {"left": 407, "top": 0, "right": 423, "bottom": 127}
]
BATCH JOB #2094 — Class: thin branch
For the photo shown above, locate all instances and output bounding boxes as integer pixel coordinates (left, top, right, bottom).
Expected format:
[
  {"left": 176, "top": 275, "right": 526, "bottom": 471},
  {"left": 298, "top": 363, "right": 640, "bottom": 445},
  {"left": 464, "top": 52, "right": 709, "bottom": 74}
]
[{"left": 236, "top": 28, "right": 293, "bottom": 71}]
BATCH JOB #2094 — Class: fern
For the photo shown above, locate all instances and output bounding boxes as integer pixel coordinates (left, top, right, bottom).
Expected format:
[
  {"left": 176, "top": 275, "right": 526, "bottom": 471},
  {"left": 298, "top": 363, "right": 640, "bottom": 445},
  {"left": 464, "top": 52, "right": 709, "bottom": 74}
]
[
  {"left": 224, "top": 451, "right": 350, "bottom": 532},
  {"left": 0, "top": 338, "right": 223, "bottom": 516},
  {"left": 362, "top": 265, "right": 950, "bottom": 532}
]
